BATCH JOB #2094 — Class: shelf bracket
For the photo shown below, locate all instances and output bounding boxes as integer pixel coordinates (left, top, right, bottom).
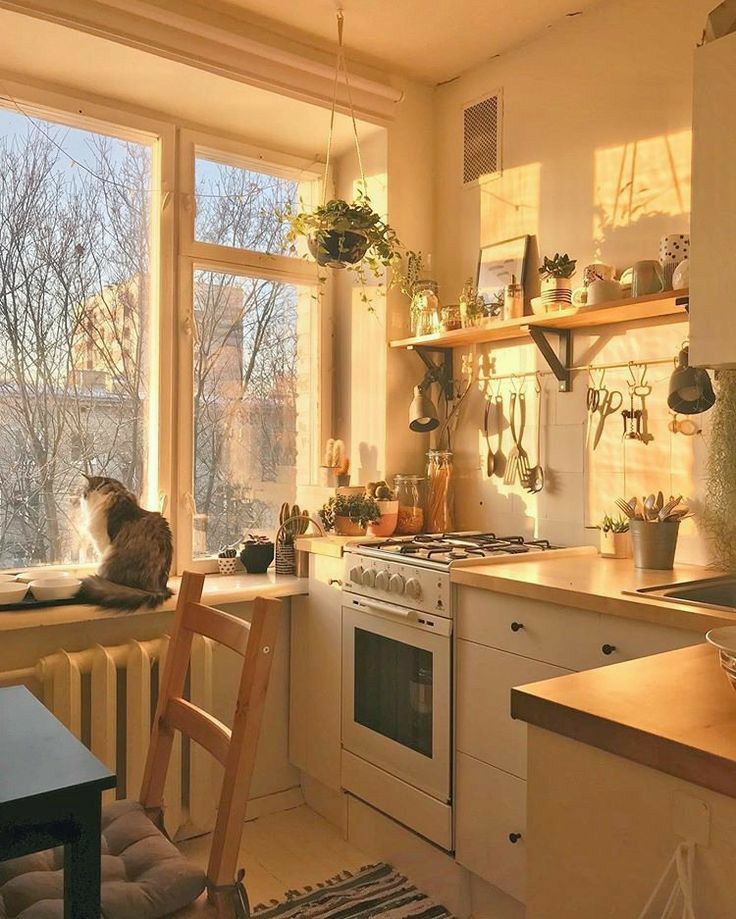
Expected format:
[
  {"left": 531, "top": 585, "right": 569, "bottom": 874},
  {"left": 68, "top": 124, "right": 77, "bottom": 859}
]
[
  {"left": 527, "top": 326, "right": 572, "bottom": 392},
  {"left": 409, "top": 345, "right": 454, "bottom": 400}
]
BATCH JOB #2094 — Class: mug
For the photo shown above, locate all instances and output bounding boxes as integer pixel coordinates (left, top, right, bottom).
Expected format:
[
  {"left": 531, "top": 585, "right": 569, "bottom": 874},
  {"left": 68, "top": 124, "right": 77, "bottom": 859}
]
[
  {"left": 572, "top": 278, "right": 622, "bottom": 305},
  {"left": 632, "top": 260, "right": 664, "bottom": 297},
  {"left": 583, "top": 262, "right": 616, "bottom": 287}
]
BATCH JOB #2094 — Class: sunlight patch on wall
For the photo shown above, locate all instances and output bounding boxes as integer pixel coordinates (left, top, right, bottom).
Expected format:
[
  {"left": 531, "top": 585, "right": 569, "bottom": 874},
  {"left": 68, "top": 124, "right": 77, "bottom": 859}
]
[
  {"left": 353, "top": 171, "right": 387, "bottom": 217},
  {"left": 479, "top": 162, "right": 541, "bottom": 245},
  {"left": 593, "top": 130, "right": 691, "bottom": 247}
]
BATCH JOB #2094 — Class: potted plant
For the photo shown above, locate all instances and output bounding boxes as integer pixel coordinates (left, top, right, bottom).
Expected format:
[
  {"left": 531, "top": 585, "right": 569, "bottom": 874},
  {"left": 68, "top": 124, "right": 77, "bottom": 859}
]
[
  {"left": 366, "top": 481, "right": 399, "bottom": 537},
  {"left": 599, "top": 514, "right": 631, "bottom": 559},
  {"left": 283, "top": 194, "right": 415, "bottom": 292},
  {"left": 319, "top": 493, "right": 381, "bottom": 537},
  {"left": 458, "top": 278, "right": 487, "bottom": 328},
  {"left": 539, "top": 253, "right": 577, "bottom": 307}
]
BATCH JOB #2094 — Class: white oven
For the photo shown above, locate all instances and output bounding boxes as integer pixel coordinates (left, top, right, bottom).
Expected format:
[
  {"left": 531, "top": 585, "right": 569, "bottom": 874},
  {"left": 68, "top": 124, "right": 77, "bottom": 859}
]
[{"left": 341, "top": 590, "right": 453, "bottom": 849}]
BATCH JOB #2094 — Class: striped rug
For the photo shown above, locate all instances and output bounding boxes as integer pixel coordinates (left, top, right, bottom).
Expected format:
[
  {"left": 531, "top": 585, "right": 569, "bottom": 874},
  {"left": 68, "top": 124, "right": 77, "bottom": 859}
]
[{"left": 253, "top": 862, "right": 455, "bottom": 918}]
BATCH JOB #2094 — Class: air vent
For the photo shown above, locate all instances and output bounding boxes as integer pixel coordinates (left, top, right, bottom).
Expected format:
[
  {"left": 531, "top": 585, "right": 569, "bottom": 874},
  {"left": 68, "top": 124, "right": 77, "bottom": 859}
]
[{"left": 463, "top": 91, "right": 502, "bottom": 184}]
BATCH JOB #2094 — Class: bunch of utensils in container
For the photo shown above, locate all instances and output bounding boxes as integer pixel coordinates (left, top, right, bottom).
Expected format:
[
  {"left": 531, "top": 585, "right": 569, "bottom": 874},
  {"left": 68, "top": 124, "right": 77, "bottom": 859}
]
[
  {"left": 483, "top": 375, "right": 544, "bottom": 494},
  {"left": 276, "top": 502, "right": 312, "bottom": 575},
  {"left": 615, "top": 493, "right": 691, "bottom": 524}
]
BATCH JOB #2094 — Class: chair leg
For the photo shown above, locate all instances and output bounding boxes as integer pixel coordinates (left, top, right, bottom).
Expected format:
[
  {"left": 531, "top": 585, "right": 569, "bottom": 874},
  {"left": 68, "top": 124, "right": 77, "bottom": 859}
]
[{"left": 209, "top": 869, "right": 250, "bottom": 918}]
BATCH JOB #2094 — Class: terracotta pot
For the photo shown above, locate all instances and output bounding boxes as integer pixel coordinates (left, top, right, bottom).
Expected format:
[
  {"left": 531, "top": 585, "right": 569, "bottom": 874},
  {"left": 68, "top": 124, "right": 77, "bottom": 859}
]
[
  {"left": 334, "top": 516, "right": 368, "bottom": 537},
  {"left": 308, "top": 230, "right": 369, "bottom": 268},
  {"left": 367, "top": 500, "right": 399, "bottom": 537},
  {"left": 599, "top": 530, "right": 632, "bottom": 559}
]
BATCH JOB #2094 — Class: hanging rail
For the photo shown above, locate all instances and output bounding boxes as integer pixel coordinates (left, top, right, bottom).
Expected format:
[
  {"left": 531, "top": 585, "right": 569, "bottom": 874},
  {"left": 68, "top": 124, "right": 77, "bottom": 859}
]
[{"left": 477, "top": 357, "right": 674, "bottom": 384}]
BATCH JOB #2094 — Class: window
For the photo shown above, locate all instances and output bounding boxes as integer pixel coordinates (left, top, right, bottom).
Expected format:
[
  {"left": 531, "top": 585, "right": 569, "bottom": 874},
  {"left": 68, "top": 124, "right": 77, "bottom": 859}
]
[{"left": 0, "top": 104, "right": 154, "bottom": 569}]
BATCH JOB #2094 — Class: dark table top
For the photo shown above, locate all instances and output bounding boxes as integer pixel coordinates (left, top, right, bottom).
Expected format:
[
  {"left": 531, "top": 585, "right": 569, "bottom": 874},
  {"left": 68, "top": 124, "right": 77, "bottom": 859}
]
[{"left": 0, "top": 685, "right": 116, "bottom": 808}]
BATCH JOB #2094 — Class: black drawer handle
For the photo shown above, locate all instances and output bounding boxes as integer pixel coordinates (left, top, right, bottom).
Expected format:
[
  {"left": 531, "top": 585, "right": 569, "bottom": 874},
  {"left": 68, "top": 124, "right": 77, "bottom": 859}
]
[
  {"left": 510, "top": 621, "right": 524, "bottom": 632},
  {"left": 329, "top": 578, "right": 343, "bottom": 587},
  {"left": 508, "top": 832, "right": 522, "bottom": 844},
  {"left": 601, "top": 643, "right": 617, "bottom": 656}
]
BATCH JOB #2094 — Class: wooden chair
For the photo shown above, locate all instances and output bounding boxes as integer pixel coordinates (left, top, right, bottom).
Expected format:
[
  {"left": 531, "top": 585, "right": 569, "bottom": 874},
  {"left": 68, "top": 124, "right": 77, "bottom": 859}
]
[{"left": 140, "top": 571, "right": 281, "bottom": 917}]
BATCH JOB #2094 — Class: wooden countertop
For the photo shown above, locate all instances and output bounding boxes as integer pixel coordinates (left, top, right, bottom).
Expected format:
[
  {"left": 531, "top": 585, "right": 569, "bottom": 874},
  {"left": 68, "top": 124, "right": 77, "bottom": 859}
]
[
  {"left": 451, "top": 553, "right": 735, "bottom": 632},
  {"left": 512, "top": 643, "right": 736, "bottom": 799}
]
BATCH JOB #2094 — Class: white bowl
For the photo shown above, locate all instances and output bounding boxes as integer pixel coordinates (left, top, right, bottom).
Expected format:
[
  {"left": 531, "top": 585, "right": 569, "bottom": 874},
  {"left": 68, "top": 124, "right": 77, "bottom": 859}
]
[
  {"left": 706, "top": 627, "right": 736, "bottom": 692},
  {"left": 0, "top": 582, "right": 29, "bottom": 604},
  {"left": 17, "top": 569, "right": 74, "bottom": 583},
  {"left": 29, "top": 577, "right": 82, "bottom": 601}
]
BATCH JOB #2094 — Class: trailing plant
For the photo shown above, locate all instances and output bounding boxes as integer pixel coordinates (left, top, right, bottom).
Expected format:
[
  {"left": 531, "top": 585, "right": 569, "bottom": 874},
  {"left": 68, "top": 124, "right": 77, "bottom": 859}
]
[
  {"left": 703, "top": 370, "right": 736, "bottom": 570},
  {"left": 282, "top": 192, "right": 418, "bottom": 302},
  {"left": 539, "top": 252, "right": 577, "bottom": 280},
  {"left": 319, "top": 493, "right": 381, "bottom": 531},
  {"left": 600, "top": 514, "right": 630, "bottom": 534}
]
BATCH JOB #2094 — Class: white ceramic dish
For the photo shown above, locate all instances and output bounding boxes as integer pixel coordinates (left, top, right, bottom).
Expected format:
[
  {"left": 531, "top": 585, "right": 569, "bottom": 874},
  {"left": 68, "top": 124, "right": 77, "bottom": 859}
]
[
  {"left": 29, "top": 577, "right": 82, "bottom": 602},
  {"left": 0, "top": 582, "right": 29, "bottom": 604},
  {"left": 706, "top": 627, "right": 736, "bottom": 692},
  {"left": 17, "top": 568, "right": 75, "bottom": 583}
]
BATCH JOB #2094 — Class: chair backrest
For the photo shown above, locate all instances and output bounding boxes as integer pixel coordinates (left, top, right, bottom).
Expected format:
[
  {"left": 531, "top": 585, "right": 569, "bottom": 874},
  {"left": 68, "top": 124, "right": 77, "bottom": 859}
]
[{"left": 138, "top": 571, "right": 281, "bottom": 888}]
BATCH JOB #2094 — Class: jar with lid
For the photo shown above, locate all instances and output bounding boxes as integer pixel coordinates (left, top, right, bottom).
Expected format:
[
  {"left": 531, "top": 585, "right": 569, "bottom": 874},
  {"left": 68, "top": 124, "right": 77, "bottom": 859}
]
[
  {"left": 440, "top": 304, "right": 462, "bottom": 332},
  {"left": 394, "top": 474, "right": 426, "bottom": 534},
  {"left": 426, "top": 450, "right": 454, "bottom": 533},
  {"left": 410, "top": 280, "right": 441, "bottom": 337}
]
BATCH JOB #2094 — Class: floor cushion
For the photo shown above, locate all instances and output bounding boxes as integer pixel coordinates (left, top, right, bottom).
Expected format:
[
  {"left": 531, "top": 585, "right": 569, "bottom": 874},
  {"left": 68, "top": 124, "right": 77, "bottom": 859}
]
[{"left": 0, "top": 799, "right": 206, "bottom": 918}]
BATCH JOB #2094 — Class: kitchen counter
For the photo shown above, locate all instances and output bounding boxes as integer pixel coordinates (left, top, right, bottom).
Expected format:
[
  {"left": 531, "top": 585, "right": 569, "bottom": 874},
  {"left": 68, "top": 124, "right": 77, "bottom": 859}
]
[
  {"left": 512, "top": 642, "right": 736, "bottom": 800},
  {"left": 0, "top": 572, "right": 307, "bottom": 632},
  {"left": 451, "top": 552, "right": 734, "bottom": 632}
]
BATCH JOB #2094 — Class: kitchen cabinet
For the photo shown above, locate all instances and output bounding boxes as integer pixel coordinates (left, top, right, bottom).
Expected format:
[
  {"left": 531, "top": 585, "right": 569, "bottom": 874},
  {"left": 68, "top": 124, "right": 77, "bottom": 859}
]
[
  {"left": 691, "top": 30, "right": 736, "bottom": 368},
  {"left": 289, "top": 554, "right": 343, "bottom": 790},
  {"left": 453, "top": 585, "right": 702, "bottom": 902},
  {"left": 456, "top": 752, "right": 526, "bottom": 904}
]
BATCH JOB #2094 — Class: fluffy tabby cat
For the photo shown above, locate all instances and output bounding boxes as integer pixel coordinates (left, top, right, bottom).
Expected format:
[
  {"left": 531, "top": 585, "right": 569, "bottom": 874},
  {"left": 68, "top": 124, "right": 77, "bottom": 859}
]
[{"left": 79, "top": 475, "right": 173, "bottom": 610}]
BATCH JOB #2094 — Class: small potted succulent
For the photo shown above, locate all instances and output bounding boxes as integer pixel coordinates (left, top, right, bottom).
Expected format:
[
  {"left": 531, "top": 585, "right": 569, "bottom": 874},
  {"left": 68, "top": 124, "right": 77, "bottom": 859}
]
[
  {"left": 217, "top": 545, "right": 240, "bottom": 575},
  {"left": 240, "top": 535, "right": 275, "bottom": 574},
  {"left": 319, "top": 493, "right": 381, "bottom": 537},
  {"left": 539, "top": 252, "right": 577, "bottom": 308},
  {"left": 599, "top": 514, "right": 631, "bottom": 559},
  {"left": 366, "top": 481, "right": 399, "bottom": 537}
]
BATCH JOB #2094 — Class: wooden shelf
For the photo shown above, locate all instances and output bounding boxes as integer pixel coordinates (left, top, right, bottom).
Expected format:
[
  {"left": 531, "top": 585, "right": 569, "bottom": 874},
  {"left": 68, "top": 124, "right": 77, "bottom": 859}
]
[{"left": 389, "top": 289, "right": 689, "bottom": 351}]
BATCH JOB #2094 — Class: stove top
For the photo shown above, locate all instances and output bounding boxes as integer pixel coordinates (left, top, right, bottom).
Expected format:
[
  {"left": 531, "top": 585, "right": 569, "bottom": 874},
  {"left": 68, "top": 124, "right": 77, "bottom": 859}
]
[{"left": 349, "top": 532, "right": 562, "bottom": 569}]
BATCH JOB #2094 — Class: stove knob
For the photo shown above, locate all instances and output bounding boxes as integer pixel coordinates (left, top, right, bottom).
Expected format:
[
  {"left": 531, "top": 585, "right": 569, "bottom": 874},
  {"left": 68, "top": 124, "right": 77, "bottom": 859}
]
[
  {"left": 362, "top": 568, "right": 376, "bottom": 588},
  {"left": 389, "top": 573, "right": 405, "bottom": 595},
  {"left": 375, "top": 569, "right": 390, "bottom": 591},
  {"left": 405, "top": 577, "right": 422, "bottom": 600},
  {"left": 349, "top": 566, "right": 364, "bottom": 585}
]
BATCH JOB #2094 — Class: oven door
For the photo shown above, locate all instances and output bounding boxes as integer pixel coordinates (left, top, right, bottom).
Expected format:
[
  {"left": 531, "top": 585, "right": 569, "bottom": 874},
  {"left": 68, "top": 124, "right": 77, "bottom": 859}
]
[{"left": 342, "top": 595, "right": 451, "bottom": 802}]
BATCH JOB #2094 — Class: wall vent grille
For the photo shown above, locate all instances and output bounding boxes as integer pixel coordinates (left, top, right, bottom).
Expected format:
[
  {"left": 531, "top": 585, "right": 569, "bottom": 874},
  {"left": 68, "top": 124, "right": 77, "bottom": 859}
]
[{"left": 463, "top": 92, "right": 501, "bottom": 184}]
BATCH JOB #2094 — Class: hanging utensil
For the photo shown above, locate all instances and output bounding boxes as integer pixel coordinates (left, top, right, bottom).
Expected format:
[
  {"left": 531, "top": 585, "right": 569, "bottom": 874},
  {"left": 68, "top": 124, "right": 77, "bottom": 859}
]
[
  {"left": 493, "top": 391, "right": 507, "bottom": 479},
  {"left": 516, "top": 391, "right": 531, "bottom": 485},
  {"left": 593, "top": 388, "right": 623, "bottom": 450},
  {"left": 585, "top": 369, "right": 604, "bottom": 450},
  {"left": 484, "top": 397, "right": 495, "bottom": 477},
  {"left": 504, "top": 391, "right": 520, "bottom": 485},
  {"left": 524, "top": 378, "right": 545, "bottom": 493}
]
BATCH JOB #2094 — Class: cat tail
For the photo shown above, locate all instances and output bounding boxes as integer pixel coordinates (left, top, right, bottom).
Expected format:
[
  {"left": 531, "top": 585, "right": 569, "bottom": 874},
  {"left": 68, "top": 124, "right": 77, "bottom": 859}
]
[{"left": 79, "top": 576, "right": 174, "bottom": 611}]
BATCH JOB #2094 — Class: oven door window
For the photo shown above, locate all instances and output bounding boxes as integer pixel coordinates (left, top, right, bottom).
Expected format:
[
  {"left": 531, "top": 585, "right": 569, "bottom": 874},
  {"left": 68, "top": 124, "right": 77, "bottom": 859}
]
[{"left": 354, "top": 628, "right": 433, "bottom": 758}]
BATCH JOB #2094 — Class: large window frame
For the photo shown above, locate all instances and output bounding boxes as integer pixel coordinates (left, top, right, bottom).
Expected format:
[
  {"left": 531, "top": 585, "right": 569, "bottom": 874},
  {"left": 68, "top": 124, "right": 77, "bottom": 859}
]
[{"left": 0, "top": 84, "right": 328, "bottom": 576}]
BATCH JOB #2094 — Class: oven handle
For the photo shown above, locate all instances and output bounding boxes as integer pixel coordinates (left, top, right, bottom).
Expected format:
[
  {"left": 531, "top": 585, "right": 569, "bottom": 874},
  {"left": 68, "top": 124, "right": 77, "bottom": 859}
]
[
  {"left": 348, "top": 598, "right": 452, "bottom": 637},
  {"left": 357, "top": 599, "right": 413, "bottom": 619}
]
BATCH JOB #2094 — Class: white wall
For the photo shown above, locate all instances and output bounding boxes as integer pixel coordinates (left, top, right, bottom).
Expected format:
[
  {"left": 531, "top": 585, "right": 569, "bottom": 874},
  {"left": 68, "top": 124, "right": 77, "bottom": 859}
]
[{"left": 431, "top": 0, "right": 714, "bottom": 561}]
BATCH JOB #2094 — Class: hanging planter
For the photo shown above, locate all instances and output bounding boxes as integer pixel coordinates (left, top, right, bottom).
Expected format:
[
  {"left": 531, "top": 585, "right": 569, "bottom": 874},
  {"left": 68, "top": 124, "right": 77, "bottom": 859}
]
[{"left": 281, "top": 11, "right": 415, "bottom": 293}]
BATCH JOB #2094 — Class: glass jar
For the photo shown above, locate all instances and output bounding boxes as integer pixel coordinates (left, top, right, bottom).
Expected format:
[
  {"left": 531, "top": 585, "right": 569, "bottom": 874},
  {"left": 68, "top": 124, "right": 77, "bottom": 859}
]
[
  {"left": 504, "top": 281, "right": 524, "bottom": 320},
  {"left": 440, "top": 304, "right": 462, "bottom": 332},
  {"left": 394, "top": 474, "right": 426, "bottom": 535},
  {"left": 410, "top": 280, "right": 441, "bottom": 337},
  {"left": 426, "top": 450, "right": 454, "bottom": 534}
]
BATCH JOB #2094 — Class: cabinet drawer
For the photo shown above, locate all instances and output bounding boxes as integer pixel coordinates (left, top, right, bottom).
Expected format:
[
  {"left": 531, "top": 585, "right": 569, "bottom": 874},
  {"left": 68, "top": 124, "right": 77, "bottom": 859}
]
[
  {"left": 455, "top": 753, "right": 526, "bottom": 903},
  {"left": 595, "top": 615, "right": 702, "bottom": 666},
  {"left": 456, "top": 641, "right": 571, "bottom": 778},
  {"left": 456, "top": 587, "right": 602, "bottom": 671}
]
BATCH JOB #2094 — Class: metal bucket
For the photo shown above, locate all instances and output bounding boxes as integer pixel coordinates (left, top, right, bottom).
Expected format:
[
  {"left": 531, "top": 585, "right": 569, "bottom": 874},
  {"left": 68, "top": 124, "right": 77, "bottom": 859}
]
[{"left": 630, "top": 519, "right": 680, "bottom": 570}]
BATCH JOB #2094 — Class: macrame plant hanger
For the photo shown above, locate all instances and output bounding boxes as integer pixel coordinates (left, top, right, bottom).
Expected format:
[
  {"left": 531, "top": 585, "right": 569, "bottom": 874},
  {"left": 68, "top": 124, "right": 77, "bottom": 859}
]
[{"left": 322, "top": 9, "right": 367, "bottom": 205}]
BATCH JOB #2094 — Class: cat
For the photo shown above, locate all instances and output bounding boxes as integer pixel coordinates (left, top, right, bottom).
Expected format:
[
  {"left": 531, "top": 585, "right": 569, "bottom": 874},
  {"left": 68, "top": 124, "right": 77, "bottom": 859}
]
[{"left": 79, "top": 474, "right": 174, "bottom": 610}]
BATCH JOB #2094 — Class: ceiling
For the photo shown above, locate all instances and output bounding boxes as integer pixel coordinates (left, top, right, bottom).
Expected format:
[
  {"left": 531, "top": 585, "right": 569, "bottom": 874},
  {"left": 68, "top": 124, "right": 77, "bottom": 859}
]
[
  {"left": 215, "top": 0, "right": 603, "bottom": 84},
  {"left": 0, "top": 9, "right": 380, "bottom": 159}
]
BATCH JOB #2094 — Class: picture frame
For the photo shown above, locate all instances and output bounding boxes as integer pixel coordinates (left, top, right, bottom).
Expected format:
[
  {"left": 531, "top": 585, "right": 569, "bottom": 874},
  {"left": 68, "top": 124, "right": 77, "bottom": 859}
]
[{"left": 476, "top": 235, "right": 529, "bottom": 312}]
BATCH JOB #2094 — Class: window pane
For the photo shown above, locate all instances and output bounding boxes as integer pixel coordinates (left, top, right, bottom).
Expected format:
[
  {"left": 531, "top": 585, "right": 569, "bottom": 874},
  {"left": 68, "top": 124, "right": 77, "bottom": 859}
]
[
  {"left": 0, "top": 106, "right": 152, "bottom": 568},
  {"left": 195, "top": 156, "right": 301, "bottom": 254},
  {"left": 192, "top": 270, "right": 314, "bottom": 557}
]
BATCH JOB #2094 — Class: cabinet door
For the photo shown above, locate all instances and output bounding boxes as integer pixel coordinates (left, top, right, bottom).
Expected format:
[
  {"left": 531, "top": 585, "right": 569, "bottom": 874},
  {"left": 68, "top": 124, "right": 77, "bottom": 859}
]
[
  {"left": 691, "top": 32, "right": 736, "bottom": 368},
  {"left": 456, "top": 640, "right": 571, "bottom": 778},
  {"left": 593, "top": 614, "right": 702, "bottom": 667},
  {"left": 456, "top": 752, "right": 527, "bottom": 903},
  {"left": 289, "top": 555, "right": 344, "bottom": 790},
  {"left": 457, "top": 587, "right": 602, "bottom": 671}
]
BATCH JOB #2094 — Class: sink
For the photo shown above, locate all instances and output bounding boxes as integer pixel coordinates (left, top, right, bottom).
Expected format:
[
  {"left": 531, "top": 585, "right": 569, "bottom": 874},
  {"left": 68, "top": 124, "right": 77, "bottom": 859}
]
[{"left": 630, "top": 577, "right": 736, "bottom": 612}]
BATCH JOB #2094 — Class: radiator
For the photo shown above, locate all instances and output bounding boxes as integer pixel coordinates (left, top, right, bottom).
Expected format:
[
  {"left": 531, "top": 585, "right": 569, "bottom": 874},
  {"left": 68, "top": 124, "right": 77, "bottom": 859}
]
[{"left": 0, "top": 636, "right": 216, "bottom": 841}]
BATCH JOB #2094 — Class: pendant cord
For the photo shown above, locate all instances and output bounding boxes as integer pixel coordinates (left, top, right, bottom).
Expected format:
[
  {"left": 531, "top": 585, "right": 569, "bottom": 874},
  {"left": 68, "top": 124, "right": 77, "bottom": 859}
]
[{"left": 321, "top": 9, "right": 368, "bottom": 205}]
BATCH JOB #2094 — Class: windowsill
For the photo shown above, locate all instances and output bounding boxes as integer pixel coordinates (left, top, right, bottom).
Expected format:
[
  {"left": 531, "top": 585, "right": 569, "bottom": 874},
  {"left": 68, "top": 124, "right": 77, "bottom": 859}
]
[{"left": 0, "top": 572, "right": 308, "bottom": 632}]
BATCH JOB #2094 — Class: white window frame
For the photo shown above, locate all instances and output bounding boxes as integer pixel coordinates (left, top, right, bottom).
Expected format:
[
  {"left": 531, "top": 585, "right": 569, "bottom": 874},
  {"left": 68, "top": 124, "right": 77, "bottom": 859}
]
[{"left": 175, "top": 129, "right": 328, "bottom": 573}]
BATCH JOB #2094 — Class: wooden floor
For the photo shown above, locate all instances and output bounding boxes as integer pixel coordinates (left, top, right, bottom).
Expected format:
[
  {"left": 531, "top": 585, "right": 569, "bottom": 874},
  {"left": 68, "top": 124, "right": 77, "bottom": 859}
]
[{"left": 179, "top": 804, "right": 370, "bottom": 908}]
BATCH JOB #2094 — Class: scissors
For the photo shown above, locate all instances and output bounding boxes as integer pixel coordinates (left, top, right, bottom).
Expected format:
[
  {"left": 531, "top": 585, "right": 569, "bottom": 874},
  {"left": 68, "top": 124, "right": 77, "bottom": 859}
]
[
  {"left": 593, "top": 388, "right": 623, "bottom": 449},
  {"left": 585, "top": 369, "right": 605, "bottom": 448}
]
